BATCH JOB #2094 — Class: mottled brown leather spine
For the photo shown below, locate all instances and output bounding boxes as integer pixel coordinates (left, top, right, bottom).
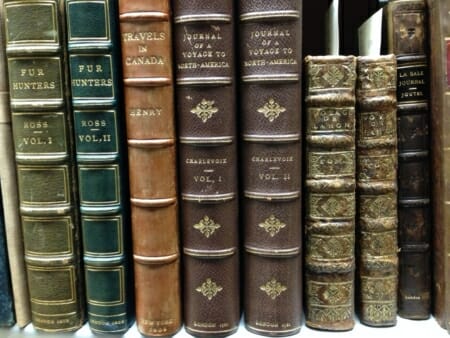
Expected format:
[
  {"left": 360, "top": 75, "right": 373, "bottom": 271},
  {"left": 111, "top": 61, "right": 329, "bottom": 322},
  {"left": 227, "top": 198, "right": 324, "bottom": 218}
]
[
  {"left": 385, "top": 0, "right": 431, "bottom": 320},
  {"left": 304, "top": 55, "right": 357, "bottom": 331},
  {"left": 427, "top": 0, "right": 450, "bottom": 331},
  {"left": 118, "top": 0, "right": 181, "bottom": 336},
  {"left": 356, "top": 54, "right": 398, "bottom": 327},
  {"left": 172, "top": 1, "right": 240, "bottom": 336},
  {"left": 238, "top": 1, "right": 302, "bottom": 336}
]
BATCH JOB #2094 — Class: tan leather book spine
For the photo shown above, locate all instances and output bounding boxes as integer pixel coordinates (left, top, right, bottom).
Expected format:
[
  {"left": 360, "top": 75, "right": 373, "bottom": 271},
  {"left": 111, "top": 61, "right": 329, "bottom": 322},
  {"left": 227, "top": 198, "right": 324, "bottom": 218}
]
[
  {"left": 427, "top": 0, "right": 450, "bottom": 331},
  {"left": 173, "top": 1, "right": 240, "bottom": 336},
  {"left": 0, "top": 0, "right": 31, "bottom": 327},
  {"left": 238, "top": 1, "right": 303, "bottom": 336},
  {"left": 356, "top": 54, "right": 398, "bottom": 327},
  {"left": 304, "top": 55, "right": 357, "bottom": 331},
  {"left": 385, "top": 0, "right": 431, "bottom": 320},
  {"left": 118, "top": 0, "right": 181, "bottom": 336}
]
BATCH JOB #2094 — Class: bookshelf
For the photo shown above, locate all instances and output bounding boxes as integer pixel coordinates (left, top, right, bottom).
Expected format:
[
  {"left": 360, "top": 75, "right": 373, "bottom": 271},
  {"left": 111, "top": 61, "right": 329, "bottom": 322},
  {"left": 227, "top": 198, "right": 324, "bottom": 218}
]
[{"left": 0, "top": 316, "right": 447, "bottom": 338}]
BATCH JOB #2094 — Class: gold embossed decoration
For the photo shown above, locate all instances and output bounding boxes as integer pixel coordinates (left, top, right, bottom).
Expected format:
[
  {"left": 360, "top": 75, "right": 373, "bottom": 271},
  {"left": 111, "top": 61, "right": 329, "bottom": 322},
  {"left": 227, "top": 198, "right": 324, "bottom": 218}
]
[
  {"left": 322, "top": 64, "right": 345, "bottom": 87},
  {"left": 196, "top": 278, "right": 223, "bottom": 301},
  {"left": 191, "top": 98, "right": 219, "bottom": 122},
  {"left": 193, "top": 215, "right": 221, "bottom": 238},
  {"left": 257, "top": 98, "right": 286, "bottom": 122},
  {"left": 260, "top": 279, "right": 287, "bottom": 300},
  {"left": 258, "top": 215, "right": 286, "bottom": 237}
]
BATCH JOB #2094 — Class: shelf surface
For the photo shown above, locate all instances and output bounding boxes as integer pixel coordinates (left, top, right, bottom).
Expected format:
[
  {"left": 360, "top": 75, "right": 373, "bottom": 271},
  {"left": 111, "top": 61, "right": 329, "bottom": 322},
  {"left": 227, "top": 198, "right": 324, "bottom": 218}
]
[{"left": 0, "top": 315, "right": 447, "bottom": 338}]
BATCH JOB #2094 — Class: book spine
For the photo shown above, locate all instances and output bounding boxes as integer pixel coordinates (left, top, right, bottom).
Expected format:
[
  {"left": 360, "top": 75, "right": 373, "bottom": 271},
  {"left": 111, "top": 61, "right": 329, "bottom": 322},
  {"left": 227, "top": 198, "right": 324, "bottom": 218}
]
[
  {"left": 304, "top": 55, "right": 357, "bottom": 331},
  {"left": 0, "top": 191, "right": 15, "bottom": 326},
  {"left": 0, "top": 0, "right": 31, "bottom": 327},
  {"left": 172, "top": 1, "right": 240, "bottom": 337},
  {"left": 386, "top": 0, "right": 431, "bottom": 320},
  {"left": 118, "top": 0, "right": 181, "bottom": 336},
  {"left": 65, "top": 0, "right": 134, "bottom": 333},
  {"left": 427, "top": 0, "right": 450, "bottom": 331},
  {"left": 356, "top": 54, "right": 398, "bottom": 327},
  {"left": 3, "top": 0, "right": 85, "bottom": 331},
  {"left": 238, "top": 1, "right": 303, "bottom": 336}
]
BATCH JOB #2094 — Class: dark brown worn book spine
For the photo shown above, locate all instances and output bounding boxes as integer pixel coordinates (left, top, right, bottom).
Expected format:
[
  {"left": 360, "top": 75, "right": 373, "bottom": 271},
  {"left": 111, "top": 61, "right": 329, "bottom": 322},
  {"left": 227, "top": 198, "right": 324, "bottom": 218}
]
[
  {"left": 118, "top": 0, "right": 181, "bottom": 336},
  {"left": 172, "top": 1, "right": 240, "bottom": 337},
  {"left": 304, "top": 55, "right": 357, "bottom": 331},
  {"left": 238, "top": 1, "right": 302, "bottom": 336},
  {"left": 4, "top": 0, "right": 85, "bottom": 332},
  {"left": 427, "top": 0, "right": 450, "bottom": 331},
  {"left": 385, "top": 0, "right": 431, "bottom": 320},
  {"left": 356, "top": 54, "right": 398, "bottom": 327}
]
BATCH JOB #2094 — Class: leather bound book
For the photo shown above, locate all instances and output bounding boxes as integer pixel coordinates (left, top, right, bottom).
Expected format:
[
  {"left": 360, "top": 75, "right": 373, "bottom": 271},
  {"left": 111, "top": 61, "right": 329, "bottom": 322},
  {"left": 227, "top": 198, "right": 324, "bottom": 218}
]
[
  {"left": 304, "top": 55, "right": 357, "bottom": 331},
  {"left": 238, "top": 1, "right": 303, "bottom": 336},
  {"left": 173, "top": 1, "right": 240, "bottom": 336},
  {"left": 0, "top": 0, "right": 31, "bottom": 327},
  {"left": 356, "top": 54, "right": 398, "bottom": 327},
  {"left": 0, "top": 189, "right": 15, "bottom": 326},
  {"left": 427, "top": 0, "right": 450, "bottom": 331},
  {"left": 3, "top": 0, "right": 85, "bottom": 332},
  {"left": 66, "top": 0, "right": 134, "bottom": 333},
  {"left": 385, "top": 0, "right": 431, "bottom": 320},
  {"left": 118, "top": 0, "right": 181, "bottom": 336}
]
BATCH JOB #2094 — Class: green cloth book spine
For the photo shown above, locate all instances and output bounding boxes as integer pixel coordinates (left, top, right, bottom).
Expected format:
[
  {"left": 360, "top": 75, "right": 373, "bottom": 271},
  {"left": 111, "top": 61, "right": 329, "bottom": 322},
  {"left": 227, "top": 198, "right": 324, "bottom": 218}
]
[
  {"left": 3, "top": 0, "right": 85, "bottom": 331},
  {"left": 65, "top": 0, "right": 134, "bottom": 333}
]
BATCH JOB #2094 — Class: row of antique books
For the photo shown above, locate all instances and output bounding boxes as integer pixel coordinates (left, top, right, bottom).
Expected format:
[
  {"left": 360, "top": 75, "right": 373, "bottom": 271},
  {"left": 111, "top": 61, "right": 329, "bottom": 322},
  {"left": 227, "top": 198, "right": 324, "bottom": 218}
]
[{"left": 1, "top": 0, "right": 450, "bottom": 337}]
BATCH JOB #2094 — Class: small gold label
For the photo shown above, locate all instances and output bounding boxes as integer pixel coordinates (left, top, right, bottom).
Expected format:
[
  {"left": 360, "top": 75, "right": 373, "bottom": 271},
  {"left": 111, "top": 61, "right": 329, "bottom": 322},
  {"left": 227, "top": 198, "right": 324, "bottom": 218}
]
[
  {"left": 257, "top": 98, "right": 286, "bottom": 122},
  {"left": 193, "top": 216, "right": 221, "bottom": 238},
  {"left": 196, "top": 278, "right": 223, "bottom": 300},
  {"left": 260, "top": 279, "right": 287, "bottom": 300},
  {"left": 258, "top": 215, "right": 286, "bottom": 237},
  {"left": 191, "top": 98, "right": 219, "bottom": 122}
]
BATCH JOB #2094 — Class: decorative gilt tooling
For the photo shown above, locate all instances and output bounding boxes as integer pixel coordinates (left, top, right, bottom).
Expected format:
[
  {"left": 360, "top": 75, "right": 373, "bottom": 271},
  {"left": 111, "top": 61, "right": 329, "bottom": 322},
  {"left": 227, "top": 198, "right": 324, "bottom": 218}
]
[
  {"left": 309, "top": 62, "right": 356, "bottom": 89},
  {"left": 190, "top": 98, "right": 219, "bottom": 122},
  {"left": 322, "top": 65, "right": 345, "bottom": 87},
  {"left": 260, "top": 279, "right": 287, "bottom": 300},
  {"left": 258, "top": 215, "right": 286, "bottom": 237},
  {"left": 193, "top": 216, "right": 221, "bottom": 238},
  {"left": 196, "top": 278, "right": 223, "bottom": 300},
  {"left": 257, "top": 98, "right": 286, "bottom": 122}
]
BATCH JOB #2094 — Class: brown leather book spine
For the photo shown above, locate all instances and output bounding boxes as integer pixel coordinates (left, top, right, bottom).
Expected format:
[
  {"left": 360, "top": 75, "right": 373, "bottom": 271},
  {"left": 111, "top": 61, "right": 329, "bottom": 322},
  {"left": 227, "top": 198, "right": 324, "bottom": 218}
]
[
  {"left": 427, "top": 0, "right": 450, "bottom": 331},
  {"left": 238, "top": 1, "right": 303, "bottom": 336},
  {"left": 172, "top": 1, "right": 240, "bottom": 336},
  {"left": 304, "top": 55, "right": 357, "bottom": 331},
  {"left": 385, "top": 0, "right": 431, "bottom": 320},
  {"left": 118, "top": 0, "right": 181, "bottom": 336},
  {"left": 356, "top": 54, "right": 398, "bottom": 327}
]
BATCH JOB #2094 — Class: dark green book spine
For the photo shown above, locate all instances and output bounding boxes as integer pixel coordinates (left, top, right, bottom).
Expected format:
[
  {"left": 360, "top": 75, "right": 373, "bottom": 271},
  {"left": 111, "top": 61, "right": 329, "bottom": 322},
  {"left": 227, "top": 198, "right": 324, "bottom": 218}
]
[
  {"left": 65, "top": 0, "right": 133, "bottom": 333},
  {"left": 4, "top": 0, "right": 85, "bottom": 332}
]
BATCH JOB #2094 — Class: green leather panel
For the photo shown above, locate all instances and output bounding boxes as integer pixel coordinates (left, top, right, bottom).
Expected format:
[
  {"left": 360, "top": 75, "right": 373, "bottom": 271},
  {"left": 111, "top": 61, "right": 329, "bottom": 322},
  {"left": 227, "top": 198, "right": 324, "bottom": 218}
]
[
  {"left": 22, "top": 216, "right": 73, "bottom": 256},
  {"left": 8, "top": 57, "right": 63, "bottom": 101},
  {"left": 69, "top": 55, "right": 115, "bottom": 99},
  {"left": 17, "top": 166, "right": 69, "bottom": 205},
  {"left": 12, "top": 112, "right": 68, "bottom": 155},
  {"left": 78, "top": 166, "right": 120, "bottom": 204},
  {"left": 86, "top": 268, "right": 123, "bottom": 303},
  {"left": 82, "top": 217, "right": 122, "bottom": 256},
  {"left": 5, "top": 2, "right": 58, "bottom": 44},
  {"left": 74, "top": 110, "right": 118, "bottom": 154},
  {"left": 67, "top": 1, "right": 108, "bottom": 40}
]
